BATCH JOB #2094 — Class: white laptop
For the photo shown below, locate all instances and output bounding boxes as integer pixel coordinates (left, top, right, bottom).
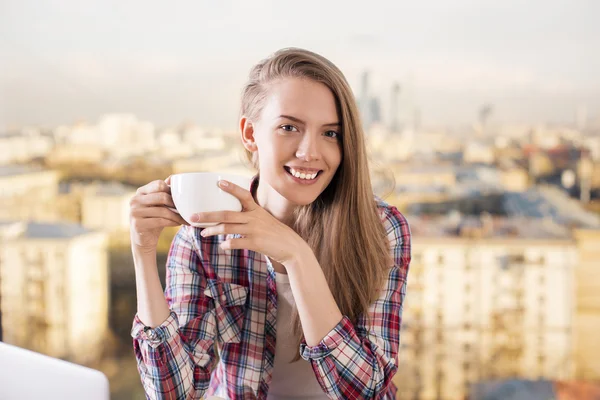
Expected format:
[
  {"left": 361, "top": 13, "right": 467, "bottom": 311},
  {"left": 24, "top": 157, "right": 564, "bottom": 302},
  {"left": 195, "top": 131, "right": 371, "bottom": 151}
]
[{"left": 0, "top": 341, "right": 110, "bottom": 400}]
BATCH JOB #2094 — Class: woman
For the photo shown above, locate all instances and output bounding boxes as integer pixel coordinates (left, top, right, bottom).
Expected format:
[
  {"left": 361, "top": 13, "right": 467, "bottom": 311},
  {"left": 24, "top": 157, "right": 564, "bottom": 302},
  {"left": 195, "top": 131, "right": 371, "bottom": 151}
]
[{"left": 129, "top": 48, "right": 411, "bottom": 399}]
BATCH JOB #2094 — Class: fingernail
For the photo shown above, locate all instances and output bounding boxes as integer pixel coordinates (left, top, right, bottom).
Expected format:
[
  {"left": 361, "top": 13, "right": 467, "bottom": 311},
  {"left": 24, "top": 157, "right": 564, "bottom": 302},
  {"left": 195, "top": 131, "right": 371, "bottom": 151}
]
[
  {"left": 190, "top": 214, "right": 200, "bottom": 222},
  {"left": 219, "top": 180, "right": 229, "bottom": 188}
]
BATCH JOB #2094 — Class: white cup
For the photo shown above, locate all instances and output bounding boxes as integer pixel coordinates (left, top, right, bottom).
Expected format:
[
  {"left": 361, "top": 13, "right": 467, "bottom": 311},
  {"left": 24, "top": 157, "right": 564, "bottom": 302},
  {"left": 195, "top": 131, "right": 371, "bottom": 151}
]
[{"left": 169, "top": 172, "right": 252, "bottom": 228}]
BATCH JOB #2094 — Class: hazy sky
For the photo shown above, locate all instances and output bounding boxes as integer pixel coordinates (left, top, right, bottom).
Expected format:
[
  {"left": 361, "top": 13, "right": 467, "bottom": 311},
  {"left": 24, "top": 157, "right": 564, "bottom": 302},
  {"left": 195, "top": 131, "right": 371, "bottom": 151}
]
[{"left": 1, "top": 0, "right": 599, "bottom": 129}]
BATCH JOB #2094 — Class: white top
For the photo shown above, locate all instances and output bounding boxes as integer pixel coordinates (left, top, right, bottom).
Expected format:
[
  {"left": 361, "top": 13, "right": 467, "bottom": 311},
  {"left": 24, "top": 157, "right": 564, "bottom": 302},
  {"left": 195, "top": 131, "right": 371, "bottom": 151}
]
[{"left": 266, "top": 272, "right": 329, "bottom": 399}]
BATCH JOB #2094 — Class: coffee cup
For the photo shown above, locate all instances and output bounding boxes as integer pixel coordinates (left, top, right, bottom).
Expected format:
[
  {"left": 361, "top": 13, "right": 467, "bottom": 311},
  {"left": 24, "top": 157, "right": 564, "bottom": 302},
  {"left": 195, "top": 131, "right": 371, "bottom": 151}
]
[{"left": 169, "top": 172, "right": 252, "bottom": 228}]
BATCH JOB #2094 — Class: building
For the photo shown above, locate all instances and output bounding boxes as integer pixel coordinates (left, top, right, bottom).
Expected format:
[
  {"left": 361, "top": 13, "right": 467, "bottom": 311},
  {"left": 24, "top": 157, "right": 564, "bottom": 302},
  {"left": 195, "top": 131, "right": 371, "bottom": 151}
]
[
  {"left": 52, "top": 114, "right": 156, "bottom": 161},
  {"left": 464, "top": 140, "right": 496, "bottom": 165},
  {"left": 81, "top": 181, "right": 138, "bottom": 233},
  {"left": 97, "top": 114, "right": 156, "bottom": 155},
  {"left": 46, "top": 143, "right": 106, "bottom": 165},
  {"left": 500, "top": 167, "right": 530, "bottom": 192},
  {"left": 172, "top": 150, "right": 249, "bottom": 175},
  {"left": 583, "top": 136, "right": 600, "bottom": 161},
  {"left": 469, "top": 379, "right": 600, "bottom": 400},
  {"left": 389, "top": 82, "right": 401, "bottom": 133},
  {"left": 0, "top": 129, "right": 54, "bottom": 165},
  {"left": 390, "top": 165, "right": 457, "bottom": 189},
  {"left": 394, "top": 215, "right": 578, "bottom": 400},
  {"left": 0, "top": 221, "right": 109, "bottom": 365},
  {"left": 359, "top": 71, "right": 371, "bottom": 129},
  {"left": 469, "top": 379, "right": 554, "bottom": 400},
  {"left": 572, "top": 228, "right": 600, "bottom": 382},
  {"left": 181, "top": 126, "right": 226, "bottom": 152},
  {"left": 0, "top": 166, "right": 60, "bottom": 222}
]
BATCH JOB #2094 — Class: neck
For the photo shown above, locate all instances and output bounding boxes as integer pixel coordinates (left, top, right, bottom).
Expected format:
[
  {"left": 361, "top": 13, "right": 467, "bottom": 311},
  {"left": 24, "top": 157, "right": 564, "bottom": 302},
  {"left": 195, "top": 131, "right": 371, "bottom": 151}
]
[{"left": 254, "top": 177, "right": 296, "bottom": 227}]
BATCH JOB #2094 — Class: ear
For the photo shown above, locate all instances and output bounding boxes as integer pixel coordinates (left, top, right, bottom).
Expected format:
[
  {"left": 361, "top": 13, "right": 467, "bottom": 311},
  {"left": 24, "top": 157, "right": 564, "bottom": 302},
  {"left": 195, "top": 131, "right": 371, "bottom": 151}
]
[{"left": 240, "top": 116, "right": 258, "bottom": 152}]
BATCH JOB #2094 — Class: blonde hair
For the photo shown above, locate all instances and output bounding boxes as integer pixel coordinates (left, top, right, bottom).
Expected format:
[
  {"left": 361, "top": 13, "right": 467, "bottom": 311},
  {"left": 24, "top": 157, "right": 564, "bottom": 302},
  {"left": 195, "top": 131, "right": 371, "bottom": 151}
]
[{"left": 240, "top": 48, "right": 390, "bottom": 361}]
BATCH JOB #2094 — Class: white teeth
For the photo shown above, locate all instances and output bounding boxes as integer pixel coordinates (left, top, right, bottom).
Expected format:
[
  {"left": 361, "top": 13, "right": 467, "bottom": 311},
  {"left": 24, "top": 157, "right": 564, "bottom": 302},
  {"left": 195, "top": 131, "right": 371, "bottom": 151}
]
[{"left": 289, "top": 167, "right": 319, "bottom": 180}]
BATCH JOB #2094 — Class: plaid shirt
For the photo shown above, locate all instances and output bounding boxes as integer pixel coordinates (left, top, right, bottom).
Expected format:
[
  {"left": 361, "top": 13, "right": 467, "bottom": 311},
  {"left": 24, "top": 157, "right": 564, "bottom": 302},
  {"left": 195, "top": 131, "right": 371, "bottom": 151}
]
[{"left": 131, "top": 197, "right": 411, "bottom": 399}]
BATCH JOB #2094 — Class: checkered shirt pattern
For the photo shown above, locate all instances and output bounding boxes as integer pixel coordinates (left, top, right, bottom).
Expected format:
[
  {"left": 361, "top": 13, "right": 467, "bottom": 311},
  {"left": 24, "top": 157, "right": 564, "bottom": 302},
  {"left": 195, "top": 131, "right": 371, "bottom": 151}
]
[{"left": 131, "top": 197, "right": 411, "bottom": 399}]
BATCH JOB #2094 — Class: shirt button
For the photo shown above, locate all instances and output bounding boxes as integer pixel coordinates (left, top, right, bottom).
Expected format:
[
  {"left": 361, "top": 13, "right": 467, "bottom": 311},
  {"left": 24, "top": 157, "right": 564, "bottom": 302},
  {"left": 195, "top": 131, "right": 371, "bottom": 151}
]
[{"left": 145, "top": 327, "right": 157, "bottom": 340}]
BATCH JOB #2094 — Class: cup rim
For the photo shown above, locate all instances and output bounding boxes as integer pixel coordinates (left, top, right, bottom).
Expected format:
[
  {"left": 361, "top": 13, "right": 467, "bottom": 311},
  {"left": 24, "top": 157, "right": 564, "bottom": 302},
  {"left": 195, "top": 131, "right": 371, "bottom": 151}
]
[{"left": 171, "top": 172, "right": 252, "bottom": 179}]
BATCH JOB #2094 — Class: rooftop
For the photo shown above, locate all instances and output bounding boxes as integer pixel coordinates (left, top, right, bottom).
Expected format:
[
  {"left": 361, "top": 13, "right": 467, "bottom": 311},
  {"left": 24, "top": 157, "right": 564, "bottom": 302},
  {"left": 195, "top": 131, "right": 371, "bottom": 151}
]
[
  {"left": 0, "top": 220, "right": 93, "bottom": 239},
  {"left": 0, "top": 131, "right": 21, "bottom": 139},
  {"left": 406, "top": 213, "right": 573, "bottom": 240},
  {"left": 59, "top": 180, "right": 137, "bottom": 196},
  {"left": 0, "top": 165, "right": 45, "bottom": 177},
  {"left": 93, "top": 181, "right": 137, "bottom": 196},
  {"left": 470, "top": 379, "right": 554, "bottom": 400},
  {"left": 407, "top": 184, "right": 600, "bottom": 230},
  {"left": 504, "top": 185, "right": 600, "bottom": 229}
]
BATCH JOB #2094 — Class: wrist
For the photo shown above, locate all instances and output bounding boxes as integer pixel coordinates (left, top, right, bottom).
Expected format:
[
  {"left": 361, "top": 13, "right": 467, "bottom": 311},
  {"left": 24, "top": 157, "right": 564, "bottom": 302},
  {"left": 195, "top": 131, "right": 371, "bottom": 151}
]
[
  {"left": 132, "top": 246, "right": 158, "bottom": 270},
  {"left": 132, "top": 242, "right": 157, "bottom": 256},
  {"left": 283, "top": 241, "right": 315, "bottom": 272}
]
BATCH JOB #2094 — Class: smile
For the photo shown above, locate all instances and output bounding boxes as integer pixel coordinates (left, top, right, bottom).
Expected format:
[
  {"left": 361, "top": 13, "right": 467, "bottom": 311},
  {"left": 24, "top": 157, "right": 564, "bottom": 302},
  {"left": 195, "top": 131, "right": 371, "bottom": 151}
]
[{"left": 284, "top": 166, "right": 323, "bottom": 184}]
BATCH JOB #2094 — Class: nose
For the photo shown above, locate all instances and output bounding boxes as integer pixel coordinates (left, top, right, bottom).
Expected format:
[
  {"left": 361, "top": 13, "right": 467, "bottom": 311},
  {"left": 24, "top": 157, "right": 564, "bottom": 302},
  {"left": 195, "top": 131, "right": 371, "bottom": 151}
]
[{"left": 295, "top": 133, "right": 321, "bottom": 162}]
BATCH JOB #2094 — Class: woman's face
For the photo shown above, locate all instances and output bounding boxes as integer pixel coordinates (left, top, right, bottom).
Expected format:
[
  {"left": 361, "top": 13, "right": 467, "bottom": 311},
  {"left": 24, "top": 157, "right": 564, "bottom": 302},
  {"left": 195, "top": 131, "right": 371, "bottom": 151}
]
[{"left": 243, "top": 77, "right": 343, "bottom": 206}]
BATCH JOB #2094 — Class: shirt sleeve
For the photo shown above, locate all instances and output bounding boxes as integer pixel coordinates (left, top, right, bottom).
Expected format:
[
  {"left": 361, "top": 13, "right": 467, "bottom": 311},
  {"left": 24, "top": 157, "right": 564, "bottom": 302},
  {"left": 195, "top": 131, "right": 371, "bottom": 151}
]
[
  {"left": 131, "top": 225, "right": 217, "bottom": 400},
  {"left": 299, "top": 205, "right": 411, "bottom": 399}
]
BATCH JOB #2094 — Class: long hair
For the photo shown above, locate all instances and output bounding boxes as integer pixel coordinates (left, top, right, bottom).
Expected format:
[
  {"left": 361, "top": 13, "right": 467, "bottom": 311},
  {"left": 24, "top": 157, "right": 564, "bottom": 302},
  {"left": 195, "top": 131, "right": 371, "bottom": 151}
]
[{"left": 240, "top": 48, "right": 391, "bottom": 361}]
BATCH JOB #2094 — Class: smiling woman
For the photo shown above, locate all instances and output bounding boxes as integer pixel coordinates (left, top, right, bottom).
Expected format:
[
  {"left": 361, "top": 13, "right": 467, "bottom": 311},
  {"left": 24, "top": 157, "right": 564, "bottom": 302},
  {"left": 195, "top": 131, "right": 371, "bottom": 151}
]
[{"left": 128, "top": 47, "right": 411, "bottom": 400}]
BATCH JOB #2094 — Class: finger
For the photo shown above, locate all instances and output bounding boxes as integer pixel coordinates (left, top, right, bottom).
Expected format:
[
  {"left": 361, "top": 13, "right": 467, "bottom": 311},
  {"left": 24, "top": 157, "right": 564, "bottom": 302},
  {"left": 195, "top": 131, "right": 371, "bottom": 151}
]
[
  {"left": 132, "top": 192, "right": 175, "bottom": 208},
  {"left": 192, "top": 210, "right": 247, "bottom": 224},
  {"left": 132, "top": 207, "right": 188, "bottom": 226},
  {"left": 136, "top": 180, "right": 171, "bottom": 195},
  {"left": 134, "top": 217, "right": 183, "bottom": 231},
  {"left": 201, "top": 223, "right": 250, "bottom": 238},
  {"left": 219, "top": 237, "right": 254, "bottom": 251},
  {"left": 137, "top": 208, "right": 188, "bottom": 226},
  {"left": 218, "top": 180, "right": 257, "bottom": 211},
  {"left": 165, "top": 175, "right": 173, "bottom": 186}
]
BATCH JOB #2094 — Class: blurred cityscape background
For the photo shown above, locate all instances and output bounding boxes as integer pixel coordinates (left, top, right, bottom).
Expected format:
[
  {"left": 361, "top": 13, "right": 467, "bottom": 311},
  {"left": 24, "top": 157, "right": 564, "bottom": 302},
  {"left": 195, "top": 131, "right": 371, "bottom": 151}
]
[{"left": 1, "top": 1, "right": 600, "bottom": 399}]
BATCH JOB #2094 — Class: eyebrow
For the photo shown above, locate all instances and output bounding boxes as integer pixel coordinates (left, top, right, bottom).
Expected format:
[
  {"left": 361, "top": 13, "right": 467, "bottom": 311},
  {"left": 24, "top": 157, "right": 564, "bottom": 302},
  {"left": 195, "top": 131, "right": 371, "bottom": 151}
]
[{"left": 278, "top": 114, "right": 341, "bottom": 127}]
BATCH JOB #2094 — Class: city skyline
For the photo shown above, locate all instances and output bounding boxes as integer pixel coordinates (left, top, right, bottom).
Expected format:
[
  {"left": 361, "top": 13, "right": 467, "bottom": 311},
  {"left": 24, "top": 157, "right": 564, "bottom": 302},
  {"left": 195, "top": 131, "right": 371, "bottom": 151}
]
[{"left": 1, "top": 0, "right": 599, "bottom": 129}]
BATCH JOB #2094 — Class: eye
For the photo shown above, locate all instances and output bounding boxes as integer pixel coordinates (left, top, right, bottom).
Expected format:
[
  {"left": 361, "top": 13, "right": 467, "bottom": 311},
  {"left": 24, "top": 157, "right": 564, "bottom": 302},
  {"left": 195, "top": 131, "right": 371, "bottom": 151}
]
[
  {"left": 324, "top": 130, "right": 339, "bottom": 139},
  {"left": 280, "top": 124, "right": 299, "bottom": 132}
]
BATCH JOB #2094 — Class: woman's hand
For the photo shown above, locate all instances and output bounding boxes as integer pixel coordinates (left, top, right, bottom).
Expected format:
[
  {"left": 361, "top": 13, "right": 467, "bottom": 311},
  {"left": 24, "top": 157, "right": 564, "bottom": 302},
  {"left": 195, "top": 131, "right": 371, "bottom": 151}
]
[
  {"left": 193, "top": 180, "right": 309, "bottom": 267},
  {"left": 129, "top": 176, "right": 189, "bottom": 254}
]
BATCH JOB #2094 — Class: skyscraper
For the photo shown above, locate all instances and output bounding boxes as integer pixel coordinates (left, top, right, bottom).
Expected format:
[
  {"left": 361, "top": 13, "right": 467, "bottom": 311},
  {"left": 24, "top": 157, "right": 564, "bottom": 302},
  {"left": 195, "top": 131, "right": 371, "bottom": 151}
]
[
  {"left": 390, "top": 82, "right": 401, "bottom": 133},
  {"left": 360, "top": 71, "right": 371, "bottom": 129},
  {"left": 479, "top": 104, "right": 493, "bottom": 137},
  {"left": 369, "top": 97, "right": 382, "bottom": 125}
]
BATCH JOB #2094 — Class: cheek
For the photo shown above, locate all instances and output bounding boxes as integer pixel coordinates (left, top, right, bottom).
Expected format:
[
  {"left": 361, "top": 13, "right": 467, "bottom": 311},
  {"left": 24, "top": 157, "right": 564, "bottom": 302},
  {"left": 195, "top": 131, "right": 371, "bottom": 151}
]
[
  {"left": 256, "top": 149, "right": 283, "bottom": 177},
  {"left": 330, "top": 145, "right": 343, "bottom": 169}
]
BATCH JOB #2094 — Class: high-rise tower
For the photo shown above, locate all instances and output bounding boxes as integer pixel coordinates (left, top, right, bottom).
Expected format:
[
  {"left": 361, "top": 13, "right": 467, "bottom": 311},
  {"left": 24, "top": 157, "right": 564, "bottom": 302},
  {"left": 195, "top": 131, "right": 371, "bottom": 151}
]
[
  {"left": 360, "top": 71, "right": 371, "bottom": 128},
  {"left": 390, "top": 82, "right": 401, "bottom": 133}
]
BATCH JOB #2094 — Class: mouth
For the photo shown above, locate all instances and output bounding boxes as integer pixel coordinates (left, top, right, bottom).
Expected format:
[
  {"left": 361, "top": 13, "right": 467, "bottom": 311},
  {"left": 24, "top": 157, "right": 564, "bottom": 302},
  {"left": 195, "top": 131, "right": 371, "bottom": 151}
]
[{"left": 284, "top": 166, "right": 323, "bottom": 184}]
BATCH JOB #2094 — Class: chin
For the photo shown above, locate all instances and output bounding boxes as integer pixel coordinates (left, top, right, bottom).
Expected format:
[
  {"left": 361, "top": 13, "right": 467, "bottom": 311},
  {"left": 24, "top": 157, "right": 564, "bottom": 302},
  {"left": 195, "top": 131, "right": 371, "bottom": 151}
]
[{"left": 279, "top": 188, "right": 320, "bottom": 206}]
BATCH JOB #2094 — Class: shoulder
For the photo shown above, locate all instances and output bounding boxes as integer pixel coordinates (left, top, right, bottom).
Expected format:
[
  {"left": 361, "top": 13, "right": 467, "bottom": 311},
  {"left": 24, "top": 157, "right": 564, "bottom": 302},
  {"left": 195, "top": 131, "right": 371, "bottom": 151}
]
[{"left": 374, "top": 195, "right": 411, "bottom": 239}]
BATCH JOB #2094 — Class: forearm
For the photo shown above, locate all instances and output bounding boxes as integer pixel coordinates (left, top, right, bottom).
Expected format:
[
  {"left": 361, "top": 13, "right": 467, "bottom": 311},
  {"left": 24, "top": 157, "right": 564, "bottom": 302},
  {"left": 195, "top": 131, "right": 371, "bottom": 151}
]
[
  {"left": 290, "top": 262, "right": 406, "bottom": 398},
  {"left": 133, "top": 247, "right": 172, "bottom": 328},
  {"left": 285, "top": 247, "right": 343, "bottom": 347},
  {"left": 131, "top": 237, "right": 215, "bottom": 399}
]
